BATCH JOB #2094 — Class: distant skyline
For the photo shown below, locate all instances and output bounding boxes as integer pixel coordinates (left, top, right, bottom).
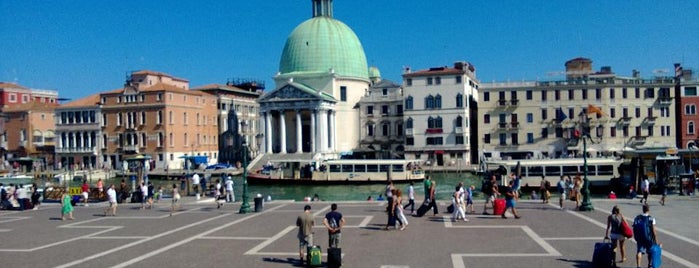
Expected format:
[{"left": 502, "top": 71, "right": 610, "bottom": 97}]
[{"left": 1, "top": 0, "right": 697, "bottom": 101}]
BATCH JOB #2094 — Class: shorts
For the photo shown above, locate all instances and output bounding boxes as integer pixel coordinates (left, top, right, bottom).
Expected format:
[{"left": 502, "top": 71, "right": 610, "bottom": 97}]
[
  {"left": 172, "top": 194, "right": 180, "bottom": 204},
  {"left": 637, "top": 242, "right": 652, "bottom": 254},
  {"left": 559, "top": 193, "right": 566, "bottom": 200},
  {"left": 506, "top": 199, "right": 516, "bottom": 208},
  {"left": 82, "top": 192, "right": 88, "bottom": 199},
  {"left": 466, "top": 198, "right": 473, "bottom": 205},
  {"left": 609, "top": 232, "right": 625, "bottom": 241},
  {"left": 298, "top": 234, "right": 313, "bottom": 249},
  {"left": 109, "top": 201, "right": 117, "bottom": 208}
]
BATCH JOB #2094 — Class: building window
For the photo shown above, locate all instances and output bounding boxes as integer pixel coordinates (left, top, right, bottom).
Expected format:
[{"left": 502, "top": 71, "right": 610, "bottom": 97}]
[
  {"left": 157, "top": 111, "right": 162, "bottom": 124},
  {"left": 169, "top": 111, "right": 174, "bottom": 124},
  {"left": 484, "top": 114, "right": 490, "bottom": 124},
  {"left": 140, "top": 111, "right": 146, "bottom": 125},
  {"left": 426, "top": 137, "right": 443, "bottom": 145},
  {"left": 406, "top": 78, "right": 412, "bottom": 86},
  {"left": 184, "top": 112, "right": 188, "bottom": 125},
  {"left": 555, "top": 90, "right": 560, "bottom": 100},
  {"left": 435, "top": 77, "right": 441, "bottom": 85},
  {"left": 406, "top": 137, "right": 414, "bottom": 145},
  {"left": 455, "top": 136, "right": 464, "bottom": 145},
  {"left": 635, "top": 88, "right": 640, "bottom": 98},
  {"left": 427, "top": 77, "right": 433, "bottom": 85},
  {"left": 367, "top": 123, "right": 375, "bottom": 136},
  {"left": 367, "top": 106, "right": 373, "bottom": 115},
  {"left": 382, "top": 88, "right": 388, "bottom": 96},
  {"left": 405, "top": 96, "right": 413, "bottom": 110},
  {"left": 382, "top": 123, "right": 390, "bottom": 136},
  {"left": 455, "top": 116, "right": 463, "bottom": 127},
  {"left": 689, "top": 122, "right": 695, "bottom": 135},
  {"left": 427, "top": 116, "right": 442, "bottom": 128},
  {"left": 635, "top": 107, "right": 641, "bottom": 118},
  {"left": 541, "top": 109, "right": 548, "bottom": 120},
  {"left": 685, "top": 87, "right": 697, "bottom": 96},
  {"left": 568, "top": 108, "right": 575, "bottom": 120},
  {"left": 622, "top": 88, "right": 628, "bottom": 99},
  {"left": 499, "top": 133, "right": 506, "bottom": 145},
  {"left": 526, "top": 113, "right": 533, "bottom": 123},
  {"left": 396, "top": 104, "right": 403, "bottom": 115},
  {"left": 526, "top": 90, "right": 532, "bottom": 100},
  {"left": 340, "top": 86, "right": 347, "bottom": 101},
  {"left": 381, "top": 105, "right": 389, "bottom": 115},
  {"left": 456, "top": 94, "right": 463, "bottom": 108},
  {"left": 596, "top": 88, "right": 601, "bottom": 100},
  {"left": 568, "top": 89, "right": 574, "bottom": 100},
  {"left": 685, "top": 104, "right": 696, "bottom": 115},
  {"left": 582, "top": 89, "right": 588, "bottom": 100},
  {"left": 511, "top": 133, "right": 518, "bottom": 145},
  {"left": 611, "top": 127, "right": 616, "bottom": 137},
  {"left": 117, "top": 113, "right": 122, "bottom": 126},
  {"left": 455, "top": 76, "right": 462, "bottom": 84},
  {"left": 406, "top": 118, "right": 413, "bottom": 129},
  {"left": 425, "top": 95, "right": 434, "bottom": 109},
  {"left": 610, "top": 108, "right": 616, "bottom": 118},
  {"left": 484, "top": 92, "right": 490, "bottom": 102},
  {"left": 396, "top": 122, "right": 403, "bottom": 137},
  {"left": 484, "top": 134, "right": 491, "bottom": 144},
  {"left": 541, "top": 91, "right": 547, "bottom": 101},
  {"left": 169, "top": 133, "right": 174, "bottom": 146},
  {"left": 434, "top": 94, "right": 442, "bottom": 109},
  {"left": 541, "top": 128, "right": 548, "bottom": 139},
  {"left": 610, "top": 88, "right": 615, "bottom": 99}
]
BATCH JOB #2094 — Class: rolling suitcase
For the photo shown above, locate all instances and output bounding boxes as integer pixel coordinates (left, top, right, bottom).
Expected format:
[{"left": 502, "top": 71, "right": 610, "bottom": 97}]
[
  {"left": 649, "top": 244, "right": 662, "bottom": 268},
  {"left": 415, "top": 200, "right": 430, "bottom": 217},
  {"left": 306, "top": 245, "right": 322, "bottom": 267},
  {"left": 446, "top": 204, "right": 454, "bottom": 213},
  {"left": 493, "top": 198, "right": 506, "bottom": 216},
  {"left": 327, "top": 247, "right": 342, "bottom": 268},
  {"left": 591, "top": 238, "right": 614, "bottom": 268}
]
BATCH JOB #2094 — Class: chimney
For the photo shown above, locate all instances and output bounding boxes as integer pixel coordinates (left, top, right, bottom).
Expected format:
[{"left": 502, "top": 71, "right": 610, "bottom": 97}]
[{"left": 632, "top": 69, "right": 640, "bottom": 78}]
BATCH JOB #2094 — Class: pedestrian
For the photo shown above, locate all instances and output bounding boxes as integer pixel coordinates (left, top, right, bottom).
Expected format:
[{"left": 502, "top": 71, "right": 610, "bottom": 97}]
[
  {"left": 395, "top": 189, "right": 408, "bottom": 230},
  {"left": 60, "top": 191, "right": 74, "bottom": 220},
  {"left": 428, "top": 178, "right": 438, "bottom": 215},
  {"left": 511, "top": 172, "right": 521, "bottom": 200},
  {"left": 482, "top": 175, "right": 498, "bottom": 215},
  {"left": 215, "top": 179, "right": 224, "bottom": 209},
  {"left": 200, "top": 175, "right": 208, "bottom": 197},
  {"left": 465, "top": 185, "right": 475, "bottom": 214},
  {"left": 658, "top": 177, "right": 667, "bottom": 206},
  {"left": 403, "top": 182, "right": 415, "bottom": 215},
  {"left": 557, "top": 175, "right": 566, "bottom": 209},
  {"left": 323, "top": 203, "right": 345, "bottom": 248},
  {"left": 81, "top": 180, "right": 90, "bottom": 207},
  {"left": 192, "top": 173, "right": 200, "bottom": 199},
  {"left": 30, "top": 183, "right": 41, "bottom": 210},
  {"left": 423, "top": 175, "right": 432, "bottom": 203},
  {"left": 452, "top": 185, "right": 467, "bottom": 222},
  {"left": 605, "top": 205, "right": 628, "bottom": 264},
  {"left": 539, "top": 176, "right": 550, "bottom": 204},
  {"left": 119, "top": 179, "right": 128, "bottom": 203},
  {"left": 385, "top": 180, "right": 394, "bottom": 211},
  {"left": 384, "top": 189, "right": 398, "bottom": 230},
  {"left": 170, "top": 183, "right": 181, "bottom": 216},
  {"left": 147, "top": 181, "right": 154, "bottom": 208},
  {"left": 140, "top": 182, "right": 149, "bottom": 209},
  {"left": 573, "top": 174, "right": 582, "bottom": 208},
  {"left": 296, "top": 205, "right": 314, "bottom": 265},
  {"left": 633, "top": 204, "right": 661, "bottom": 268},
  {"left": 225, "top": 175, "right": 234, "bottom": 203},
  {"left": 105, "top": 184, "right": 118, "bottom": 216},
  {"left": 96, "top": 178, "right": 104, "bottom": 193},
  {"left": 502, "top": 180, "right": 521, "bottom": 219},
  {"left": 639, "top": 176, "right": 650, "bottom": 204}
]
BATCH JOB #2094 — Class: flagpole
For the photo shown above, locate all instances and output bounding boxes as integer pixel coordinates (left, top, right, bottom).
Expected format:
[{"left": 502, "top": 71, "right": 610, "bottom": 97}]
[{"left": 579, "top": 109, "right": 594, "bottom": 211}]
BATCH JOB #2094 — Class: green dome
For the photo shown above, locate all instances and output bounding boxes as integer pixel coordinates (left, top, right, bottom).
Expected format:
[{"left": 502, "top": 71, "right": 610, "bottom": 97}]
[{"left": 279, "top": 16, "right": 369, "bottom": 80}]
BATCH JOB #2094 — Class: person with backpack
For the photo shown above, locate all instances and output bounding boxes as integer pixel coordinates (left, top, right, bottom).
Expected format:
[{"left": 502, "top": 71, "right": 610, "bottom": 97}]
[{"left": 633, "top": 204, "right": 661, "bottom": 268}]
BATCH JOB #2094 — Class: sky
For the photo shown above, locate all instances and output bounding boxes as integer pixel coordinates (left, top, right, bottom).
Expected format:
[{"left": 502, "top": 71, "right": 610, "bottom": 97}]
[{"left": 1, "top": 1, "right": 698, "bottom": 101}]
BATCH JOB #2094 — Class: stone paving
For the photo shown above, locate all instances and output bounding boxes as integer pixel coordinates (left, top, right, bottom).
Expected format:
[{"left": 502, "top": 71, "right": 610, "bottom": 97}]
[{"left": 0, "top": 194, "right": 697, "bottom": 268}]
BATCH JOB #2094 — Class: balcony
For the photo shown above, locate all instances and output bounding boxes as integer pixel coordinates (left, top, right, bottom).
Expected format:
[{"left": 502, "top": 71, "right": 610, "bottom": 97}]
[
  {"left": 425, "top": 128, "right": 443, "bottom": 134},
  {"left": 18, "top": 140, "right": 27, "bottom": 147},
  {"left": 644, "top": 116, "right": 657, "bottom": 125},
  {"left": 510, "top": 99, "right": 519, "bottom": 106},
  {"left": 657, "top": 96, "right": 673, "bottom": 105},
  {"left": 510, "top": 122, "right": 520, "bottom": 128},
  {"left": 122, "top": 145, "right": 139, "bottom": 153},
  {"left": 630, "top": 135, "right": 647, "bottom": 146},
  {"left": 405, "top": 128, "right": 414, "bottom": 136},
  {"left": 454, "top": 127, "right": 463, "bottom": 133},
  {"left": 497, "top": 99, "right": 508, "bottom": 107},
  {"left": 497, "top": 122, "right": 508, "bottom": 129},
  {"left": 619, "top": 117, "right": 632, "bottom": 126},
  {"left": 55, "top": 147, "right": 95, "bottom": 154}
]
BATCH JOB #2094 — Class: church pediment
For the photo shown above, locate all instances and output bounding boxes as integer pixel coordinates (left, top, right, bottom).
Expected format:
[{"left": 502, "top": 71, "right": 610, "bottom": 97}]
[{"left": 259, "top": 83, "right": 335, "bottom": 102}]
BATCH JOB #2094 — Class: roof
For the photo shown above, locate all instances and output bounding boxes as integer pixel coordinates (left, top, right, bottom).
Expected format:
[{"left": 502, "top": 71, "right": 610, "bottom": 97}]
[
  {"left": 370, "top": 79, "right": 401, "bottom": 89},
  {"left": 191, "top": 83, "right": 261, "bottom": 96},
  {"left": 403, "top": 67, "right": 465, "bottom": 77},
  {"left": 131, "top": 70, "right": 188, "bottom": 82},
  {"left": 1, "top": 101, "right": 57, "bottom": 112},
  {"left": 59, "top": 93, "right": 101, "bottom": 108},
  {"left": 0, "top": 82, "right": 29, "bottom": 90},
  {"left": 100, "top": 83, "right": 201, "bottom": 96},
  {"left": 279, "top": 16, "right": 368, "bottom": 80}
]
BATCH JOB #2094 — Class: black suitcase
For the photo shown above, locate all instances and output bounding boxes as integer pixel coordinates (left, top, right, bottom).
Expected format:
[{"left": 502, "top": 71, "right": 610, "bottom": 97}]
[
  {"left": 415, "top": 201, "right": 430, "bottom": 217},
  {"left": 592, "top": 238, "right": 614, "bottom": 268},
  {"left": 447, "top": 204, "right": 454, "bottom": 213},
  {"left": 327, "top": 248, "right": 341, "bottom": 268}
]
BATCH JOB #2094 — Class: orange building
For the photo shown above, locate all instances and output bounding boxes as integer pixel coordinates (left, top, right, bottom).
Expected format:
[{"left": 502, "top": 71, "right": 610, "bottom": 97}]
[{"left": 98, "top": 71, "right": 218, "bottom": 171}]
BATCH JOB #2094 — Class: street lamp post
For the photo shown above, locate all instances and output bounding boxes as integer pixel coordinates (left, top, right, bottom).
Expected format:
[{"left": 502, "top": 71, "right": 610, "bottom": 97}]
[
  {"left": 238, "top": 139, "right": 251, "bottom": 214},
  {"left": 579, "top": 113, "right": 594, "bottom": 211}
]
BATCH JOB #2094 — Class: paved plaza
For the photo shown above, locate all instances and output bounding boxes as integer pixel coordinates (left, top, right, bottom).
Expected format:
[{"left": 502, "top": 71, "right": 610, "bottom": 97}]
[{"left": 0, "top": 194, "right": 697, "bottom": 268}]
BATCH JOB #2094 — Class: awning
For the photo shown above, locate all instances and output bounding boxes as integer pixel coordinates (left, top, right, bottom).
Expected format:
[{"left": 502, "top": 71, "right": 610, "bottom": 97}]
[
  {"left": 178, "top": 155, "right": 208, "bottom": 165},
  {"left": 126, "top": 154, "right": 152, "bottom": 161}
]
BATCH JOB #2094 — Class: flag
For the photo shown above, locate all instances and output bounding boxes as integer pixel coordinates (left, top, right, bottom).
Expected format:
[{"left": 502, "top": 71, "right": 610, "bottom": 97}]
[
  {"left": 587, "top": 104, "right": 604, "bottom": 116},
  {"left": 555, "top": 108, "right": 567, "bottom": 123}
]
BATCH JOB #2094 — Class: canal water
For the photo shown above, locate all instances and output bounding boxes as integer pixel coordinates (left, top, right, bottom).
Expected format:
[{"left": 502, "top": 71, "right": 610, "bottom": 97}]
[{"left": 57, "top": 171, "right": 482, "bottom": 202}]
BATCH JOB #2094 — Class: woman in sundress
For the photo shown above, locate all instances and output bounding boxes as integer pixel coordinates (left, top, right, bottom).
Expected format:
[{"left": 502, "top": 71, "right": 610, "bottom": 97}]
[{"left": 61, "top": 192, "right": 74, "bottom": 220}]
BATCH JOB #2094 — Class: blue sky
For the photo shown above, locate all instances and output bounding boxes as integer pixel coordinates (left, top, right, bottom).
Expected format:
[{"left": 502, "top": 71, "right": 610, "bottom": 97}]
[{"left": 1, "top": 1, "right": 697, "bottom": 101}]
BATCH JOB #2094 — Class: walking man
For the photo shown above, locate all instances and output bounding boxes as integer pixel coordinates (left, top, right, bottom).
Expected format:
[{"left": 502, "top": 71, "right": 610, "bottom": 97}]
[
  {"left": 482, "top": 175, "right": 498, "bottom": 215},
  {"left": 296, "top": 205, "right": 314, "bottom": 265},
  {"left": 428, "top": 178, "right": 438, "bottom": 215},
  {"left": 557, "top": 176, "right": 566, "bottom": 209},
  {"left": 503, "top": 180, "right": 521, "bottom": 219},
  {"left": 81, "top": 180, "right": 90, "bottom": 207},
  {"left": 633, "top": 204, "right": 661, "bottom": 268},
  {"left": 639, "top": 176, "right": 650, "bottom": 204},
  {"left": 225, "top": 175, "right": 234, "bottom": 202},
  {"left": 104, "top": 184, "right": 117, "bottom": 216},
  {"left": 192, "top": 173, "right": 200, "bottom": 200},
  {"left": 403, "top": 182, "right": 416, "bottom": 215},
  {"left": 323, "top": 203, "right": 345, "bottom": 248}
]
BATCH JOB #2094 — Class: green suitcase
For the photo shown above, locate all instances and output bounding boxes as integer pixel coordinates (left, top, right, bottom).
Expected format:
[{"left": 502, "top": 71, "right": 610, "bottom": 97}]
[{"left": 307, "top": 245, "right": 322, "bottom": 267}]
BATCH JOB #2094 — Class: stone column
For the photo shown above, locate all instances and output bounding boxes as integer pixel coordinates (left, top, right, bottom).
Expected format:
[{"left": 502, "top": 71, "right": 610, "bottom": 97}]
[
  {"left": 279, "top": 110, "right": 287, "bottom": 154},
  {"left": 71, "top": 132, "right": 76, "bottom": 149},
  {"left": 330, "top": 110, "right": 336, "bottom": 152},
  {"left": 86, "top": 131, "right": 92, "bottom": 148},
  {"left": 265, "top": 112, "right": 272, "bottom": 153},
  {"left": 296, "top": 110, "right": 303, "bottom": 153},
  {"left": 310, "top": 110, "right": 316, "bottom": 153},
  {"left": 319, "top": 109, "right": 327, "bottom": 152}
]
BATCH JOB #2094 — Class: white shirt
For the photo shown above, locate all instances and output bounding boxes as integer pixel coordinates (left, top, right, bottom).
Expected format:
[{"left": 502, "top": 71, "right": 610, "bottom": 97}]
[
  {"left": 141, "top": 185, "right": 148, "bottom": 197},
  {"left": 225, "top": 179, "right": 233, "bottom": 191},
  {"left": 192, "top": 174, "right": 200, "bottom": 185},
  {"left": 642, "top": 179, "right": 650, "bottom": 192},
  {"left": 407, "top": 185, "right": 415, "bottom": 200},
  {"left": 107, "top": 188, "right": 117, "bottom": 203}
]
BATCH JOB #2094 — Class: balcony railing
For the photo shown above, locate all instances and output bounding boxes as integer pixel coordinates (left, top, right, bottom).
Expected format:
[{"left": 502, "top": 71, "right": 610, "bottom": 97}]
[
  {"left": 55, "top": 147, "right": 95, "bottom": 153},
  {"left": 510, "top": 122, "right": 520, "bottom": 128},
  {"left": 619, "top": 117, "right": 632, "bottom": 126},
  {"left": 454, "top": 127, "right": 463, "bottom": 133},
  {"left": 510, "top": 99, "right": 519, "bottom": 105},
  {"left": 497, "top": 122, "right": 508, "bottom": 129},
  {"left": 657, "top": 96, "right": 673, "bottom": 105},
  {"left": 644, "top": 116, "right": 657, "bottom": 125},
  {"left": 497, "top": 99, "right": 508, "bottom": 106},
  {"left": 405, "top": 128, "right": 414, "bottom": 136},
  {"left": 123, "top": 145, "right": 139, "bottom": 152},
  {"left": 630, "top": 135, "right": 647, "bottom": 145},
  {"left": 425, "top": 128, "right": 443, "bottom": 134}
]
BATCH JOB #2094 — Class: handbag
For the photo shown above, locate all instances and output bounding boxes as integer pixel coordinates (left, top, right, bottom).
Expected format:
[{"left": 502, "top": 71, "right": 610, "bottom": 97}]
[{"left": 620, "top": 220, "right": 633, "bottom": 238}]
